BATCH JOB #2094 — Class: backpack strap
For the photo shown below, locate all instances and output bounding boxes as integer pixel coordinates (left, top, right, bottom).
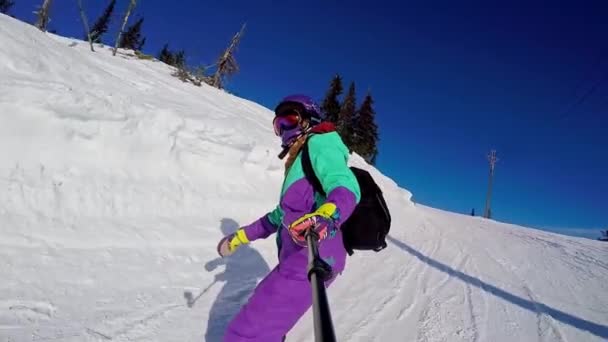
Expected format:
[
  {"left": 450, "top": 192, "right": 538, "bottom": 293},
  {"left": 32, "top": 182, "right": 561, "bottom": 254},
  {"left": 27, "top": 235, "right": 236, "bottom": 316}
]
[
  {"left": 301, "top": 136, "right": 357, "bottom": 256},
  {"left": 301, "top": 137, "right": 326, "bottom": 198}
]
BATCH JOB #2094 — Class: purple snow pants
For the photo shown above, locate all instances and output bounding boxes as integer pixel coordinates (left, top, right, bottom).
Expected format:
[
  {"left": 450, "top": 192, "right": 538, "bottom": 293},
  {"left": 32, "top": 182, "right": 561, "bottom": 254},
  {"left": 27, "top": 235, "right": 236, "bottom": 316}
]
[{"left": 223, "top": 265, "right": 338, "bottom": 341}]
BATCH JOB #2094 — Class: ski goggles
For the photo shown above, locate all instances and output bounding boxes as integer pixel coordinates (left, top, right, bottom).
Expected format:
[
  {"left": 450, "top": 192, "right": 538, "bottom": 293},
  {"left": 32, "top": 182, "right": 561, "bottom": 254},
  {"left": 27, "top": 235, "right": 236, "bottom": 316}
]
[{"left": 272, "top": 111, "right": 302, "bottom": 136}]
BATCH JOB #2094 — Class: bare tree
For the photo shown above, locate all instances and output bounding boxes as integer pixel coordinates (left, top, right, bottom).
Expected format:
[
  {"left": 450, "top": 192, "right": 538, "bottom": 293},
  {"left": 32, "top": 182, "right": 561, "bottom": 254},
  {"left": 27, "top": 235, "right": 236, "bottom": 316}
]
[
  {"left": 211, "top": 23, "right": 246, "bottom": 89},
  {"left": 77, "top": 0, "right": 94, "bottom": 52},
  {"left": 35, "top": 0, "right": 53, "bottom": 32},
  {"left": 112, "top": 0, "right": 137, "bottom": 56}
]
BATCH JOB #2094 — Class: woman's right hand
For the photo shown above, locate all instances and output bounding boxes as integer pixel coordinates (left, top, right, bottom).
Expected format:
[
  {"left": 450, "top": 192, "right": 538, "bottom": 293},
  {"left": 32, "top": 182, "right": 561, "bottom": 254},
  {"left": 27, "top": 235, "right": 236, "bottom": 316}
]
[{"left": 217, "top": 228, "right": 250, "bottom": 257}]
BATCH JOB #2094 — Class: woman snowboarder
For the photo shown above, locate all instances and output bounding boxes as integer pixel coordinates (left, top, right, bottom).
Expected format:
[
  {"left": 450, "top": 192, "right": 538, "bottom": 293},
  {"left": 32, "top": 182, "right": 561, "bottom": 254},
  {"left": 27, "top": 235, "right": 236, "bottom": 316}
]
[{"left": 217, "top": 94, "right": 361, "bottom": 341}]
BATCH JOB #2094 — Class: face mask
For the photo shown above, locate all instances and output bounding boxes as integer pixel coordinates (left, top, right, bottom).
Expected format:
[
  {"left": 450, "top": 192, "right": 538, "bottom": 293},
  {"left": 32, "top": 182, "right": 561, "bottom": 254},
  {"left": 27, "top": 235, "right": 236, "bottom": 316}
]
[{"left": 280, "top": 126, "right": 303, "bottom": 149}]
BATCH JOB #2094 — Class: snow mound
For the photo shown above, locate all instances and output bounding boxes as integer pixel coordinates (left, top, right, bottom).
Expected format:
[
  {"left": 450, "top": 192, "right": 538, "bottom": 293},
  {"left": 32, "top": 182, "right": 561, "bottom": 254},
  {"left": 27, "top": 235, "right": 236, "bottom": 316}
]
[{"left": 1, "top": 14, "right": 606, "bottom": 342}]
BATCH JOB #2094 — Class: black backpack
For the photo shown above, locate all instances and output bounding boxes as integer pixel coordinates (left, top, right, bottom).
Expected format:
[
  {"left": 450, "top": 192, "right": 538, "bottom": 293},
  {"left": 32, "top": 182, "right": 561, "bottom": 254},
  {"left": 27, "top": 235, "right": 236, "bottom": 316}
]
[{"left": 301, "top": 140, "right": 392, "bottom": 255}]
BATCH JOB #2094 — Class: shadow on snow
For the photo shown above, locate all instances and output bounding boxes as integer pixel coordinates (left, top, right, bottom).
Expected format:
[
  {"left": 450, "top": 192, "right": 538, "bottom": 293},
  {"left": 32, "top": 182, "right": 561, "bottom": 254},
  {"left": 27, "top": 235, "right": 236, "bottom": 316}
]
[
  {"left": 203, "top": 218, "right": 271, "bottom": 341},
  {"left": 387, "top": 235, "right": 608, "bottom": 340}
]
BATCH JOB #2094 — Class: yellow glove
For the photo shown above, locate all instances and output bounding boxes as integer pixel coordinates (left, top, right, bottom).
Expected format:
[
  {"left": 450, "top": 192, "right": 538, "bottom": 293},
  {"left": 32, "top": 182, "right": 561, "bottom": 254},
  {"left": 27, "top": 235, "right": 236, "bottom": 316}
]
[{"left": 217, "top": 229, "right": 250, "bottom": 257}]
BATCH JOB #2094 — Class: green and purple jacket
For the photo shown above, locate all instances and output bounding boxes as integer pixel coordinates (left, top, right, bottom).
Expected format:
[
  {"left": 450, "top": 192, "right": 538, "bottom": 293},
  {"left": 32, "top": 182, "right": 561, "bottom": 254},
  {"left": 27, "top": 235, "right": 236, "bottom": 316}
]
[{"left": 242, "top": 123, "right": 361, "bottom": 280}]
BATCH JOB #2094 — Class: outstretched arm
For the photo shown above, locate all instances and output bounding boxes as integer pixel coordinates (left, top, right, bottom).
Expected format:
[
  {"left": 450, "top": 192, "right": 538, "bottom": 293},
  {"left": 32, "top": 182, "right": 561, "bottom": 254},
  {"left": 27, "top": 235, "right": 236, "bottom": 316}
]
[
  {"left": 217, "top": 206, "right": 283, "bottom": 257},
  {"left": 241, "top": 207, "right": 282, "bottom": 241}
]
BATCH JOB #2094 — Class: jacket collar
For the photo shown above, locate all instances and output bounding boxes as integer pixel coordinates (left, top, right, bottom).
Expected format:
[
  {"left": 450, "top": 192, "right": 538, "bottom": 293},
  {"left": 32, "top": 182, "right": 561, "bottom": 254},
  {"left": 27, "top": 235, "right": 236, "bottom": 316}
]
[{"left": 309, "top": 121, "right": 336, "bottom": 134}]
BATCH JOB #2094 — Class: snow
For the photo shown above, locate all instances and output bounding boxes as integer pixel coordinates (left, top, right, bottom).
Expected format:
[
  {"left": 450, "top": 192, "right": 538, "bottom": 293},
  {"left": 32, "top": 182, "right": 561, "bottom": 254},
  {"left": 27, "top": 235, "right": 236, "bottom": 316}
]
[{"left": 1, "top": 13, "right": 607, "bottom": 342}]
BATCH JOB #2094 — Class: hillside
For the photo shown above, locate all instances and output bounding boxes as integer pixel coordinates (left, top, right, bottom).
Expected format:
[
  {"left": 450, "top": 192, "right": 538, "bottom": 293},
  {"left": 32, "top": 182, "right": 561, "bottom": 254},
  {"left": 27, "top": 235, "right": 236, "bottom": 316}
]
[{"left": 1, "top": 14, "right": 606, "bottom": 342}]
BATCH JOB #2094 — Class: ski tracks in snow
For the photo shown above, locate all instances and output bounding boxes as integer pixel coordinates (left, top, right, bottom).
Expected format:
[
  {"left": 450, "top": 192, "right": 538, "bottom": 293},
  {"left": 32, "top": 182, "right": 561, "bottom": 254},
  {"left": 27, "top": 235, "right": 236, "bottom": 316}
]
[
  {"left": 522, "top": 285, "right": 568, "bottom": 342},
  {"left": 0, "top": 300, "right": 56, "bottom": 324},
  {"left": 345, "top": 214, "right": 483, "bottom": 342},
  {"left": 462, "top": 228, "right": 569, "bottom": 342},
  {"left": 482, "top": 246, "right": 569, "bottom": 342},
  {"left": 339, "top": 253, "right": 415, "bottom": 341},
  {"left": 86, "top": 303, "right": 184, "bottom": 341},
  {"left": 0, "top": 300, "right": 186, "bottom": 341},
  {"left": 466, "top": 253, "right": 490, "bottom": 342},
  {"left": 413, "top": 218, "right": 480, "bottom": 342}
]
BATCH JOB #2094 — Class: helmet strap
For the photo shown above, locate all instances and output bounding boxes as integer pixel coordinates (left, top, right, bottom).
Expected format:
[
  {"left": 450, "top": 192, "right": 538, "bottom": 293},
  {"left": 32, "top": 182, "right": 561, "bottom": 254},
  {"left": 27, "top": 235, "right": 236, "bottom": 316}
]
[{"left": 277, "top": 126, "right": 312, "bottom": 160}]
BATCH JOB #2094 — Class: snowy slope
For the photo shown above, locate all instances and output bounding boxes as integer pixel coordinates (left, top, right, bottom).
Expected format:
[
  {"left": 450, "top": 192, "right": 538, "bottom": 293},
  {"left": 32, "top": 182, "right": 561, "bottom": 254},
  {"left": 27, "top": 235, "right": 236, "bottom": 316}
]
[{"left": 1, "top": 14, "right": 607, "bottom": 342}]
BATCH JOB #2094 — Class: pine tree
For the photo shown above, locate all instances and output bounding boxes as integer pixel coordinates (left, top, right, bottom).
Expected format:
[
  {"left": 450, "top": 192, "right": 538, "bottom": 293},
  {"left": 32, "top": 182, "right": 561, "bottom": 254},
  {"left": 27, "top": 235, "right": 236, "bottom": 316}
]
[
  {"left": 337, "top": 81, "right": 356, "bottom": 150},
  {"left": 137, "top": 37, "right": 146, "bottom": 50},
  {"left": 89, "top": 0, "right": 115, "bottom": 43},
  {"left": 321, "top": 74, "right": 343, "bottom": 123},
  {"left": 353, "top": 91, "right": 379, "bottom": 164},
  {"left": 158, "top": 44, "right": 187, "bottom": 70},
  {"left": 158, "top": 43, "right": 175, "bottom": 66},
  {"left": 174, "top": 50, "right": 186, "bottom": 68},
  {"left": 370, "top": 148, "right": 379, "bottom": 165},
  {"left": 0, "top": 0, "right": 15, "bottom": 14},
  {"left": 119, "top": 17, "right": 145, "bottom": 51}
]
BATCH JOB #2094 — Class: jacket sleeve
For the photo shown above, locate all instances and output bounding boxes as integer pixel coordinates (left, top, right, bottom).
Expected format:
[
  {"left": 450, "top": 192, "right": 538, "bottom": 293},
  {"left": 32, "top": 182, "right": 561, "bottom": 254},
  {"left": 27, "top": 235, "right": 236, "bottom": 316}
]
[
  {"left": 241, "top": 205, "right": 283, "bottom": 241},
  {"left": 308, "top": 133, "right": 361, "bottom": 226}
]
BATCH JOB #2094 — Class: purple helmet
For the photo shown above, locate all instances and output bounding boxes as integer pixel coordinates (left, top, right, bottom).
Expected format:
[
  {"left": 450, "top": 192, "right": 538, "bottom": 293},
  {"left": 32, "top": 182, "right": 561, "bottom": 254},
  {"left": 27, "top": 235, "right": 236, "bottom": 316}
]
[{"left": 274, "top": 94, "right": 323, "bottom": 123}]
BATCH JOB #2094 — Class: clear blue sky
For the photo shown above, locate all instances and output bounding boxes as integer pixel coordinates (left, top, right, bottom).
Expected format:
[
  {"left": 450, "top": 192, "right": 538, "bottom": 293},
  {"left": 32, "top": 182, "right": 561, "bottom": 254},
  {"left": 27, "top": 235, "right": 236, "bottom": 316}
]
[{"left": 9, "top": 0, "right": 608, "bottom": 238}]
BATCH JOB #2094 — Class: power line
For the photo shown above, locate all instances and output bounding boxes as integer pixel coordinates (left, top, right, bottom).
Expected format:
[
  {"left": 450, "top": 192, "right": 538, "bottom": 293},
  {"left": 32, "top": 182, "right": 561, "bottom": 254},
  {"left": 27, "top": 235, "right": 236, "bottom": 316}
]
[
  {"left": 478, "top": 60, "right": 606, "bottom": 223},
  {"left": 571, "top": 54, "right": 604, "bottom": 98},
  {"left": 554, "top": 69, "right": 608, "bottom": 123}
]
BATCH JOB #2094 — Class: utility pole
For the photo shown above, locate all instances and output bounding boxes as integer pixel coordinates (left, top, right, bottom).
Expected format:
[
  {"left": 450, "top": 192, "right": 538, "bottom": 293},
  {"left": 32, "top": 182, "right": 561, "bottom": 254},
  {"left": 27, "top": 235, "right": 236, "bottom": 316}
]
[{"left": 483, "top": 150, "right": 498, "bottom": 219}]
